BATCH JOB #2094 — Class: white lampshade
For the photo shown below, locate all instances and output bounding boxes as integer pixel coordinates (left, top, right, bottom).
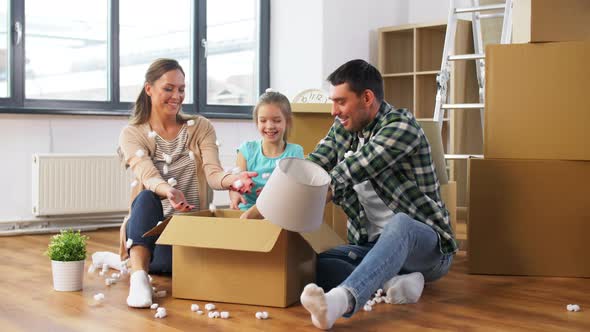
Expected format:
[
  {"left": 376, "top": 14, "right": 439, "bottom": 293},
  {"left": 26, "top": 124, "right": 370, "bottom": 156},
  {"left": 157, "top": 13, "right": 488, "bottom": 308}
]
[{"left": 257, "top": 157, "right": 331, "bottom": 232}]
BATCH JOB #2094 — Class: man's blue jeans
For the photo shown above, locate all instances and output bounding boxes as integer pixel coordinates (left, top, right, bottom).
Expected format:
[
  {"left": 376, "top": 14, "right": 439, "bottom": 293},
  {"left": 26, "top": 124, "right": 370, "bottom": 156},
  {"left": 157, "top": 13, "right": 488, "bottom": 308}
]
[
  {"left": 316, "top": 213, "right": 453, "bottom": 315},
  {"left": 125, "top": 190, "right": 172, "bottom": 274}
]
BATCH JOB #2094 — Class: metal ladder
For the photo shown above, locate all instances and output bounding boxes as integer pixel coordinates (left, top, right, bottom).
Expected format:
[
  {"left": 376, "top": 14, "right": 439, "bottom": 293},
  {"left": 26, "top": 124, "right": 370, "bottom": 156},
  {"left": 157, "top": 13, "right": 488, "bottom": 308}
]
[{"left": 433, "top": 0, "right": 513, "bottom": 159}]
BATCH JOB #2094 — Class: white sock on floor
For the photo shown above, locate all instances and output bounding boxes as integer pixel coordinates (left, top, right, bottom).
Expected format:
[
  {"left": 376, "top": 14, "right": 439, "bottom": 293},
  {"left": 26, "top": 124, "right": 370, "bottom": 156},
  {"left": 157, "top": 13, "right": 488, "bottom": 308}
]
[
  {"left": 127, "top": 270, "right": 152, "bottom": 308},
  {"left": 383, "top": 272, "right": 425, "bottom": 304},
  {"left": 92, "top": 251, "right": 123, "bottom": 270},
  {"left": 300, "top": 284, "right": 349, "bottom": 330}
]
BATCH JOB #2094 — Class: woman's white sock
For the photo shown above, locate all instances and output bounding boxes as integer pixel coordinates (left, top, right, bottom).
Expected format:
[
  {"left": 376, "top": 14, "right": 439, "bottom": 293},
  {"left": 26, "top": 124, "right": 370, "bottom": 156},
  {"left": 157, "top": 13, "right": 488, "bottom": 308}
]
[{"left": 127, "top": 270, "right": 152, "bottom": 308}]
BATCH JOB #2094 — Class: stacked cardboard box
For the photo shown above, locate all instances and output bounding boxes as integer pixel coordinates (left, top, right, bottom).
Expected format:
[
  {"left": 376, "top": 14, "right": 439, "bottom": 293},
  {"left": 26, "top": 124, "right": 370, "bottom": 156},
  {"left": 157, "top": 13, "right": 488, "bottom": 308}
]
[
  {"left": 512, "top": 0, "right": 590, "bottom": 43},
  {"left": 468, "top": 32, "right": 590, "bottom": 276}
]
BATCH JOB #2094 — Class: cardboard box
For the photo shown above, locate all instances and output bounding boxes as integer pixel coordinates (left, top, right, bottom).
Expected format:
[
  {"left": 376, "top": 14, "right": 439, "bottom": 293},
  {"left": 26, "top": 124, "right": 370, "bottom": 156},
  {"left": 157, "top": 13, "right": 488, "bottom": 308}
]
[
  {"left": 513, "top": 0, "right": 590, "bottom": 43},
  {"left": 485, "top": 42, "right": 590, "bottom": 161},
  {"left": 290, "top": 103, "right": 334, "bottom": 154},
  {"left": 468, "top": 158, "right": 590, "bottom": 277},
  {"left": 146, "top": 209, "right": 345, "bottom": 307}
]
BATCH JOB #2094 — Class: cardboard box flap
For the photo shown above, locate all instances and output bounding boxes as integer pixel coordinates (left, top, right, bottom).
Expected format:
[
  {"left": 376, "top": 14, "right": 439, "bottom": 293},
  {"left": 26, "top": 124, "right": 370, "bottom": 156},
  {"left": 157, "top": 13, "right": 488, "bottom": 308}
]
[
  {"left": 142, "top": 215, "right": 172, "bottom": 238},
  {"left": 300, "top": 223, "right": 346, "bottom": 254},
  {"left": 156, "top": 215, "right": 283, "bottom": 253}
]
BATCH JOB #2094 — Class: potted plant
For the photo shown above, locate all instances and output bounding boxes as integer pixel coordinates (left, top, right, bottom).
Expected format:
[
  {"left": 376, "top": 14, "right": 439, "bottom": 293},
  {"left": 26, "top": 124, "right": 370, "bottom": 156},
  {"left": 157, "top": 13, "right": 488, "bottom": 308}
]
[{"left": 45, "top": 229, "right": 89, "bottom": 291}]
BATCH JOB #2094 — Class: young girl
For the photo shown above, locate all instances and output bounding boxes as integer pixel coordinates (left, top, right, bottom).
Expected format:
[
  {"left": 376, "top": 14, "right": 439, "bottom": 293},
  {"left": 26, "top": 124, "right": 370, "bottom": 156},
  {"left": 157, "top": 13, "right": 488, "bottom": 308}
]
[{"left": 229, "top": 90, "right": 304, "bottom": 212}]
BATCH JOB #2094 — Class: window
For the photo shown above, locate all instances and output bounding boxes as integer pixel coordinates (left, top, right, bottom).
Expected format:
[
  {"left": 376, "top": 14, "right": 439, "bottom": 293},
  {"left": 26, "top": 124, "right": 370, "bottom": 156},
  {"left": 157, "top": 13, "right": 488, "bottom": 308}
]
[
  {"left": 119, "top": 0, "right": 192, "bottom": 103},
  {"left": 25, "top": 0, "right": 108, "bottom": 101},
  {"left": 0, "top": 0, "right": 269, "bottom": 117},
  {"left": 0, "top": 0, "right": 8, "bottom": 98}
]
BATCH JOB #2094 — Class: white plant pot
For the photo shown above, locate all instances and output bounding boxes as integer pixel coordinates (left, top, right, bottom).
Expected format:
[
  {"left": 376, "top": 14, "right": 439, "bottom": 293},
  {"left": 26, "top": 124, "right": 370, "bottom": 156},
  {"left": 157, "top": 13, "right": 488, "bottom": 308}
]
[{"left": 51, "top": 260, "right": 85, "bottom": 291}]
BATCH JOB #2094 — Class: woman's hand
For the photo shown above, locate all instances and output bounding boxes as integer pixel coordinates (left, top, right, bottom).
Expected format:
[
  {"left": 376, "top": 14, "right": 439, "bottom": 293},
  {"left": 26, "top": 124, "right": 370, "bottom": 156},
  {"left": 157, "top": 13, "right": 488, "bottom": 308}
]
[
  {"left": 166, "top": 188, "right": 195, "bottom": 212},
  {"left": 229, "top": 171, "right": 258, "bottom": 194},
  {"left": 229, "top": 191, "right": 246, "bottom": 210}
]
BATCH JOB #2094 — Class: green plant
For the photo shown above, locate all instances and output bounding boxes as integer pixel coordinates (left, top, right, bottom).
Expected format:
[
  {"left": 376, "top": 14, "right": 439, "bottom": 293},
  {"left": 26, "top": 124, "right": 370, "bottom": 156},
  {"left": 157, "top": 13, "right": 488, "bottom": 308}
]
[{"left": 45, "top": 229, "right": 89, "bottom": 261}]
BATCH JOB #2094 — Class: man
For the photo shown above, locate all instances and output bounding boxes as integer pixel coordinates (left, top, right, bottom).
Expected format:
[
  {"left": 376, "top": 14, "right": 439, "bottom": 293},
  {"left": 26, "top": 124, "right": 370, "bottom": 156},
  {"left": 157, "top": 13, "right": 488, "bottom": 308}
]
[{"left": 299, "top": 59, "right": 456, "bottom": 330}]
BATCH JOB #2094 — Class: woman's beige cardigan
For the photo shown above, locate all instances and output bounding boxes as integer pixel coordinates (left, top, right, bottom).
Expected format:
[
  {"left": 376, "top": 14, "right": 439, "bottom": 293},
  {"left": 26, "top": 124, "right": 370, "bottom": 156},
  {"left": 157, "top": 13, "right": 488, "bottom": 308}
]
[{"left": 117, "top": 116, "right": 228, "bottom": 259}]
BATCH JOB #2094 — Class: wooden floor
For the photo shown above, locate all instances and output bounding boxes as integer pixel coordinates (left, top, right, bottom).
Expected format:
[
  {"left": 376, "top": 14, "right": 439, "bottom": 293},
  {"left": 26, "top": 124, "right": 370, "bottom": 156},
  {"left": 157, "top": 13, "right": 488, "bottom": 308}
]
[{"left": 0, "top": 229, "right": 588, "bottom": 332}]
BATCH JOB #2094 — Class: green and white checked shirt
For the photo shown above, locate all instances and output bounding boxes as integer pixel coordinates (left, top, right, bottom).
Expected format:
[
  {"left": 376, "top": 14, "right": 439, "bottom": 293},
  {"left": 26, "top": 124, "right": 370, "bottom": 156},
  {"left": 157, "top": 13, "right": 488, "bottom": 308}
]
[{"left": 308, "top": 102, "right": 457, "bottom": 254}]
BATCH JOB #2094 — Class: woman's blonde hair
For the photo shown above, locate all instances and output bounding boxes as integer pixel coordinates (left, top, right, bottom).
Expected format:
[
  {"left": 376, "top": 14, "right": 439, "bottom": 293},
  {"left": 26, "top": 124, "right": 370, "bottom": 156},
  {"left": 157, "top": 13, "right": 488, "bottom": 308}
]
[
  {"left": 129, "top": 58, "right": 193, "bottom": 125},
  {"left": 253, "top": 91, "right": 293, "bottom": 141}
]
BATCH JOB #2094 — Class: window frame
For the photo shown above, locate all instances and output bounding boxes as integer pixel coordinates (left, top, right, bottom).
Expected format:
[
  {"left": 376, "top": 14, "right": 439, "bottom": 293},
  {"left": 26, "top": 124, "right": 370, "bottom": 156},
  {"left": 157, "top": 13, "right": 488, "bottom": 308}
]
[{"left": 0, "top": 0, "right": 269, "bottom": 118}]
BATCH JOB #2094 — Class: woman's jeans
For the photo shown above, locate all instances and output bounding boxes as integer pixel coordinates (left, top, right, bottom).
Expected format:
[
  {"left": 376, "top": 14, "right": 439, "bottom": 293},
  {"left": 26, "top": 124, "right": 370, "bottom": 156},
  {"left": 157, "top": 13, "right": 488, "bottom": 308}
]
[
  {"left": 317, "top": 212, "right": 454, "bottom": 315},
  {"left": 125, "top": 190, "right": 172, "bottom": 274}
]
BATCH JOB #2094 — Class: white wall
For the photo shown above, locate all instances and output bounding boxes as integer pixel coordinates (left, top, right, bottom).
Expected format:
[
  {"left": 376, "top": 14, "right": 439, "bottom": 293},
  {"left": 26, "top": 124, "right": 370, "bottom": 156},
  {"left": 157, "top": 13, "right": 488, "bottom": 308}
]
[
  {"left": 0, "top": 0, "right": 452, "bottom": 223},
  {"left": 321, "top": 0, "right": 409, "bottom": 87}
]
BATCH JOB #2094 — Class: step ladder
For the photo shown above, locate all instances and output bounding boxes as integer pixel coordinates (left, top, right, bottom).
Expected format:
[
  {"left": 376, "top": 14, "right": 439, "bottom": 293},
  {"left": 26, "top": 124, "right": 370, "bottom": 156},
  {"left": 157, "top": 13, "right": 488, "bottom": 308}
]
[{"left": 433, "top": 0, "right": 513, "bottom": 160}]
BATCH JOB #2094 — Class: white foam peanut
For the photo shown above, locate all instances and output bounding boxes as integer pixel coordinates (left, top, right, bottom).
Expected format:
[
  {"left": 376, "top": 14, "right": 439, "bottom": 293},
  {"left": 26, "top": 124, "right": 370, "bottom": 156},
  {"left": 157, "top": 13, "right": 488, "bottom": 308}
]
[
  {"left": 93, "top": 293, "right": 105, "bottom": 301},
  {"left": 220, "top": 311, "right": 230, "bottom": 319},
  {"left": 232, "top": 179, "right": 243, "bottom": 189},
  {"left": 150, "top": 303, "right": 159, "bottom": 310},
  {"left": 363, "top": 304, "right": 373, "bottom": 311},
  {"left": 167, "top": 178, "right": 177, "bottom": 187},
  {"left": 125, "top": 238, "right": 133, "bottom": 249},
  {"left": 187, "top": 119, "right": 195, "bottom": 126},
  {"left": 135, "top": 149, "right": 145, "bottom": 158},
  {"left": 163, "top": 153, "right": 172, "bottom": 164},
  {"left": 205, "top": 303, "right": 216, "bottom": 311},
  {"left": 191, "top": 304, "right": 199, "bottom": 312}
]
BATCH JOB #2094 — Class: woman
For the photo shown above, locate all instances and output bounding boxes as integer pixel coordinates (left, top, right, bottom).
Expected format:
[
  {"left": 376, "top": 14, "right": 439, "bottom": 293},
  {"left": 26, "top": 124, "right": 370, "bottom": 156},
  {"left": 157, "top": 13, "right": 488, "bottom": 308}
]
[{"left": 117, "top": 58, "right": 255, "bottom": 308}]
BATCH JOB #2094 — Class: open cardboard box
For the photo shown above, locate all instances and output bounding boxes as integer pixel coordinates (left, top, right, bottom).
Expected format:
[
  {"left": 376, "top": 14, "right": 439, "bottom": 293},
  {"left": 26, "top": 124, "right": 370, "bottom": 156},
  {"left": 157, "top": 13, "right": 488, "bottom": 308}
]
[{"left": 144, "top": 209, "right": 345, "bottom": 307}]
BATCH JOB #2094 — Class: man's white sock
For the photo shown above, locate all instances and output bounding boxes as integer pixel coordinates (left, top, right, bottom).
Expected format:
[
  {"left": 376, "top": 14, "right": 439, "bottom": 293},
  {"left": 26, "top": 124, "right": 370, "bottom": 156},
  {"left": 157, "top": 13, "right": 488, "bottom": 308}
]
[
  {"left": 300, "top": 284, "right": 349, "bottom": 330},
  {"left": 127, "top": 270, "right": 152, "bottom": 308},
  {"left": 383, "top": 272, "right": 425, "bottom": 304}
]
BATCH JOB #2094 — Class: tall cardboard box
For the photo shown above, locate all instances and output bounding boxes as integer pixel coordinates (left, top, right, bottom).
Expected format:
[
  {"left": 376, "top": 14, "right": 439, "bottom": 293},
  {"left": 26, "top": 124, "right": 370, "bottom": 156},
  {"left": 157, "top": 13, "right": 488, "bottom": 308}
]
[
  {"left": 485, "top": 42, "right": 590, "bottom": 161},
  {"left": 147, "top": 210, "right": 345, "bottom": 307},
  {"left": 290, "top": 103, "right": 334, "bottom": 154},
  {"left": 468, "top": 158, "right": 590, "bottom": 277},
  {"left": 513, "top": 0, "right": 590, "bottom": 43},
  {"left": 290, "top": 103, "right": 349, "bottom": 237}
]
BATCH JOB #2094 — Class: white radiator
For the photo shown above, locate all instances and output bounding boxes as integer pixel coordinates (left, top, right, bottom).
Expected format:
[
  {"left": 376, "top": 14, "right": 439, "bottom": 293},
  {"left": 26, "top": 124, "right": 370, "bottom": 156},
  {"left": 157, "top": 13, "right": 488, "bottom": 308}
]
[{"left": 32, "top": 154, "right": 132, "bottom": 217}]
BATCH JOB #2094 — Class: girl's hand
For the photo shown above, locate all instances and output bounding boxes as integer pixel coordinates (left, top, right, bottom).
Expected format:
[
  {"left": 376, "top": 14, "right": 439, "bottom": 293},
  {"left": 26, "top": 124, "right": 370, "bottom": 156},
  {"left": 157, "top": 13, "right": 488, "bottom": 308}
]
[
  {"left": 240, "top": 205, "right": 263, "bottom": 220},
  {"left": 230, "top": 171, "right": 258, "bottom": 194},
  {"left": 229, "top": 191, "right": 246, "bottom": 210},
  {"left": 166, "top": 188, "right": 195, "bottom": 212}
]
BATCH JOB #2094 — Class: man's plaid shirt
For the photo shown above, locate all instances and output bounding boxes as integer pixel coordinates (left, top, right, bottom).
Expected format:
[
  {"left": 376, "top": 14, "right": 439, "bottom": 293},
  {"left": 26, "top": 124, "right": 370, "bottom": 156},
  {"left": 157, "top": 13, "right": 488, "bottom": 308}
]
[{"left": 308, "top": 101, "right": 457, "bottom": 254}]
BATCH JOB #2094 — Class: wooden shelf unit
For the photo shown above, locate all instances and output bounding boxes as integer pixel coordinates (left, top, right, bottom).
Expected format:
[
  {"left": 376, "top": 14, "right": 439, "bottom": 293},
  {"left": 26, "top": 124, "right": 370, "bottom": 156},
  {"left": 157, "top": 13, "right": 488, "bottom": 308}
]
[{"left": 378, "top": 20, "right": 477, "bottom": 154}]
